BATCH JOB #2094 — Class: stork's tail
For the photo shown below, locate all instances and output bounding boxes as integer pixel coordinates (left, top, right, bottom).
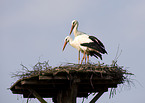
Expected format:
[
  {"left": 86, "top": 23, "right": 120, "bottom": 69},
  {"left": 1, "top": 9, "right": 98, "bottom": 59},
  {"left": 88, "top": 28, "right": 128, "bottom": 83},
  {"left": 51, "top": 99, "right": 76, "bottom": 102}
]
[{"left": 89, "top": 51, "right": 102, "bottom": 60}]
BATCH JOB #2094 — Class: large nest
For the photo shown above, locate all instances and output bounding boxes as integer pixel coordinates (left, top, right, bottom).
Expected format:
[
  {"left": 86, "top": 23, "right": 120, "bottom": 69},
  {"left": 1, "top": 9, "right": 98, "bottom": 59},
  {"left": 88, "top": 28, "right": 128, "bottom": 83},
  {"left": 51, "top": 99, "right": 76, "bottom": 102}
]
[
  {"left": 11, "top": 60, "right": 134, "bottom": 98},
  {"left": 12, "top": 61, "right": 133, "bottom": 80}
]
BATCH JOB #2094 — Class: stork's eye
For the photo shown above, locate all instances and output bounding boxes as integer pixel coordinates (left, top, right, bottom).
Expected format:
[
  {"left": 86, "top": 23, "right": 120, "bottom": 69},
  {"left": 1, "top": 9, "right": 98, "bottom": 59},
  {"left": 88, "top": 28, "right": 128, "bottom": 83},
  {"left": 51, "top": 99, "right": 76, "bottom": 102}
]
[
  {"left": 73, "top": 21, "right": 76, "bottom": 25},
  {"left": 65, "top": 38, "right": 67, "bottom": 41}
]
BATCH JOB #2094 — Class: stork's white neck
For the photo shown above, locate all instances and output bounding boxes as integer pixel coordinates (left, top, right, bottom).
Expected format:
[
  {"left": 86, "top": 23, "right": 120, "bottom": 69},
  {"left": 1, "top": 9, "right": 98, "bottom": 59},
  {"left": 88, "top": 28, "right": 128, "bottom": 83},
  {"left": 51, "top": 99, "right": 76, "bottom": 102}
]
[
  {"left": 68, "top": 36, "right": 80, "bottom": 51},
  {"left": 73, "top": 24, "right": 86, "bottom": 37},
  {"left": 68, "top": 37, "right": 73, "bottom": 45},
  {"left": 73, "top": 24, "right": 79, "bottom": 37}
]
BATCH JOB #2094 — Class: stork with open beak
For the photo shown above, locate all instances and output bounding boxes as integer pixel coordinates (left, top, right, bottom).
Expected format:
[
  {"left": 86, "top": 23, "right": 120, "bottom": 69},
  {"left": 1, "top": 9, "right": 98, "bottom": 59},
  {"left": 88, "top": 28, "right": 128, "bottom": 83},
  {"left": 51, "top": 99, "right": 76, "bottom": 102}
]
[
  {"left": 68, "top": 20, "right": 107, "bottom": 63},
  {"left": 62, "top": 34, "right": 107, "bottom": 64}
]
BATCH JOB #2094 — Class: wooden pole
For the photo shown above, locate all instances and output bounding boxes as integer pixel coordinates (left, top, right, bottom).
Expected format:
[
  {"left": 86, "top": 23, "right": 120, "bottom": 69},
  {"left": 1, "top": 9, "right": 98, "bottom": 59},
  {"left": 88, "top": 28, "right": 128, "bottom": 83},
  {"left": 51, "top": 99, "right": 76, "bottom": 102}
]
[
  {"left": 53, "top": 78, "right": 80, "bottom": 103},
  {"left": 28, "top": 88, "right": 47, "bottom": 103}
]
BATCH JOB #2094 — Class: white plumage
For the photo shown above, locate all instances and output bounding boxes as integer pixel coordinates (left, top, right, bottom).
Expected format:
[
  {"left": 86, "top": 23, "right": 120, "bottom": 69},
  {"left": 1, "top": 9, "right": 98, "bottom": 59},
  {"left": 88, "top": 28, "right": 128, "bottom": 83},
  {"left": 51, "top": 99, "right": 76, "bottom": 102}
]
[
  {"left": 63, "top": 20, "right": 107, "bottom": 64},
  {"left": 63, "top": 35, "right": 87, "bottom": 64}
]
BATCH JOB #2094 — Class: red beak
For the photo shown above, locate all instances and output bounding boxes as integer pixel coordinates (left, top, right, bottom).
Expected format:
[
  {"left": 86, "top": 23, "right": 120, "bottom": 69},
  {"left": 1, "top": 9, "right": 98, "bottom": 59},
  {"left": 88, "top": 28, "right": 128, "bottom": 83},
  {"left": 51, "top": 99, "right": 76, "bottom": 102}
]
[
  {"left": 62, "top": 41, "right": 68, "bottom": 51},
  {"left": 69, "top": 24, "right": 75, "bottom": 35}
]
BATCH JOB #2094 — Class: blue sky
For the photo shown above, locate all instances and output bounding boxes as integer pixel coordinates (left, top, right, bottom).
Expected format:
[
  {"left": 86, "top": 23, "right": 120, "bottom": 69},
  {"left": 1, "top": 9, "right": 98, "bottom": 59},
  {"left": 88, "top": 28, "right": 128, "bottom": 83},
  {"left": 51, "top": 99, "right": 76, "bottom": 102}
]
[{"left": 1, "top": 0, "right": 145, "bottom": 103}]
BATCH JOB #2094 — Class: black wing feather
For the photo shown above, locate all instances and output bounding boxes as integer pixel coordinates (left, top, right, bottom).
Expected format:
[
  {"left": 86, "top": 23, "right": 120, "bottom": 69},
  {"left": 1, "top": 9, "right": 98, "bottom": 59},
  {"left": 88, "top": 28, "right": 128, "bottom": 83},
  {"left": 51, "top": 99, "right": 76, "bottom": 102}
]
[
  {"left": 81, "top": 42, "right": 103, "bottom": 53},
  {"left": 81, "top": 42, "right": 107, "bottom": 54},
  {"left": 89, "top": 36, "right": 105, "bottom": 48},
  {"left": 81, "top": 36, "right": 107, "bottom": 54},
  {"left": 89, "top": 51, "right": 102, "bottom": 60}
]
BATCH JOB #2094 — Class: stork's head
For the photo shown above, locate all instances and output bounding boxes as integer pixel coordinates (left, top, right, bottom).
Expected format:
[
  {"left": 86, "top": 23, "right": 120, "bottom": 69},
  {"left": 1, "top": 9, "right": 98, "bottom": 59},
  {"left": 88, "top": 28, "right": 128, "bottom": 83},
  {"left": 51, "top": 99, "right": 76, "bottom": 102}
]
[
  {"left": 69, "top": 20, "right": 79, "bottom": 35},
  {"left": 62, "top": 36, "right": 71, "bottom": 51}
]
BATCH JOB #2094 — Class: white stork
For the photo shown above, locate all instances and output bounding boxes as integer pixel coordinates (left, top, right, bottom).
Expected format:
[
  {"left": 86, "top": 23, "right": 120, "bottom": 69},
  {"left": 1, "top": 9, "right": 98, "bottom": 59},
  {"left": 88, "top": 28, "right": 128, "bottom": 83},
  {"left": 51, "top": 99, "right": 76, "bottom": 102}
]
[
  {"left": 63, "top": 34, "right": 107, "bottom": 64},
  {"left": 63, "top": 36, "right": 86, "bottom": 64},
  {"left": 67, "top": 20, "right": 107, "bottom": 63}
]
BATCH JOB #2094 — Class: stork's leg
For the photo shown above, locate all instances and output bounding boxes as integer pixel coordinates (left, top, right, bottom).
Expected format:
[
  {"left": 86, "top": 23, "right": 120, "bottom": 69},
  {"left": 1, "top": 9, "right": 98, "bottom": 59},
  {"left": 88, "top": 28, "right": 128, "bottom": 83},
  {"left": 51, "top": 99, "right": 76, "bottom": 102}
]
[
  {"left": 85, "top": 54, "right": 86, "bottom": 64},
  {"left": 81, "top": 51, "right": 86, "bottom": 64},
  {"left": 78, "top": 51, "right": 80, "bottom": 64},
  {"left": 87, "top": 55, "right": 89, "bottom": 63}
]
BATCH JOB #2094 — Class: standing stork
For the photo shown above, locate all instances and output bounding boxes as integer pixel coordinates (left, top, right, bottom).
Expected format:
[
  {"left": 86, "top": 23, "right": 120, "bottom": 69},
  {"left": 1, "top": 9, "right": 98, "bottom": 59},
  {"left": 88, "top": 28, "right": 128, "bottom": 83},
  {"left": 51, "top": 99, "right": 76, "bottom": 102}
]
[
  {"left": 68, "top": 20, "right": 107, "bottom": 63},
  {"left": 63, "top": 34, "right": 107, "bottom": 64}
]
